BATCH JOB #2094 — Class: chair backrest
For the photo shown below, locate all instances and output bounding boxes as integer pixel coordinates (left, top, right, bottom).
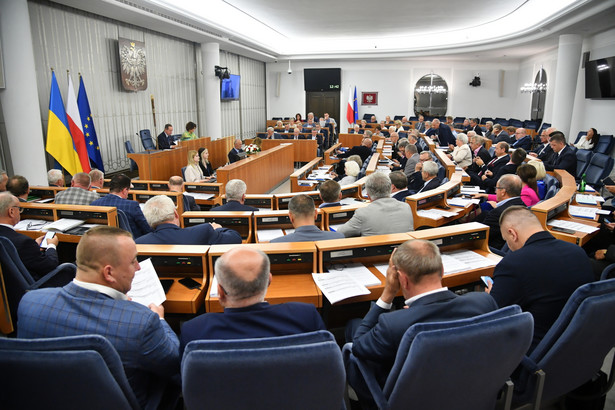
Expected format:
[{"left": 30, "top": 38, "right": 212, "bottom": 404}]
[
  {"left": 393, "top": 115, "right": 404, "bottom": 121},
  {"left": 139, "top": 129, "right": 156, "bottom": 150},
  {"left": 543, "top": 173, "right": 559, "bottom": 191},
  {"left": 544, "top": 184, "right": 558, "bottom": 200},
  {"left": 488, "top": 146, "right": 495, "bottom": 156},
  {"left": 594, "top": 134, "right": 614, "bottom": 155},
  {"left": 0, "top": 334, "right": 140, "bottom": 410},
  {"left": 524, "top": 279, "right": 615, "bottom": 403},
  {"left": 494, "top": 117, "right": 509, "bottom": 126},
  {"left": 181, "top": 166, "right": 187, "bottom": 180},
  {"left": 482, "top": 117, "right": 494, "bottom": 125},
  {"left": 575, "top": 149, "right": 593, "bottom": 178},
  {"left": 600, "top": 263, "right": 615, "bottom": 280},
  {"left": 0, "top": 237, "right": 36, "bottom": 320},
  {"left": 509, "top": 118, "right": 524, "bottom": 128},
  {"left": 383, "top": 307, "right": 533, "bottom": 409},
  {"left": 585, "top": 152, "right": 614, "bottom": 186},
  {"left": 363, "top": 113, "right": 374, "bottom": 121},
  {"left": 182, "top": 330, "right": 345, "bottom": 410},
  {"left": 437, "top": 164, "right": 446, "bottom": 180},
  {"left": 124, "top": 141, "right": 137, "bottom": 171},
  {"left": 574, "top": 131, "right": 587, "bottom": 145},
  {"left": 523, "top": 120, "right": 539, "bottom": 130},
  {"left": 116, "top": 209, "right": 134, "bottom": 235}
]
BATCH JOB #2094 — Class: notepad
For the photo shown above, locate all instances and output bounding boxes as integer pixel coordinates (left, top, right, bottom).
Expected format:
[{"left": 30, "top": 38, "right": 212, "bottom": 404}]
[
  {"left": 45, "top": 218, "right": 85, "bottom": 232},
  {"left": 312, "top": 271, "right": 370, "bottom": 305}
]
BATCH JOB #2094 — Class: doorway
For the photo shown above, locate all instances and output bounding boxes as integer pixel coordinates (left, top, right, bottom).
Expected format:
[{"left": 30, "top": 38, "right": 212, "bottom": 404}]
[{"left": 306, "top": 91, "right": 340, "bottom": 133}]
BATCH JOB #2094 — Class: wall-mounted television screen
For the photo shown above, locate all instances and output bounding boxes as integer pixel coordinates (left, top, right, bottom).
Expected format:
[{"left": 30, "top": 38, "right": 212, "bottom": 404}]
[
  {"left": 221, "top": 74, "right": 240, "bottom": 100},
  {"left": 585, "top": 57, "right": 615, "bottom": 99},
  {"left": 304, "top": 68, "right": 341, "bottom": 92}
]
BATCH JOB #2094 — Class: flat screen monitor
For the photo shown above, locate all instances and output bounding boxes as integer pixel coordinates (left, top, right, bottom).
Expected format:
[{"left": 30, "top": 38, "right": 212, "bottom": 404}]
[
  {"left": 221, "top": 74, "right": 240, "bottom": 100},
  {"left": 585, "top": 57, "right": 615, "bottom": 99},
  {"left": 304, "top": 68, "right": 341, "bottom": 92}
]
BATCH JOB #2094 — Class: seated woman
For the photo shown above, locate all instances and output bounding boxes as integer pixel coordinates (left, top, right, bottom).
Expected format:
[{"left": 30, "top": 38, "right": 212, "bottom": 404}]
[
  {"left": 528, "top": 159, "right": 547, "bottom": 199},
  {"left": 253, "top": 137, "right": 263, "bottom": 150},
  {"left": 448, "top": 133, "right": 472, "bottom": 169},
  {"left": 184, "top": 150, "right": 205, "bottom": 182},
  {"left": 474, "top": 163, "right": 540, "bottom": 210},
  {"left": 573, "top": 128, "right": 599, "bottom": 150},
  {"left": 294, "top": 113, "right": 303, "bottom": 123},
  {"left": 181, "top": 121, "right": 197, "bottom": 141},
  {"left": 338, "top": 160, "right": 360, "bottom": 186},
  {"left": 197, "top": 147, "right": 215, "bottom": 180}
]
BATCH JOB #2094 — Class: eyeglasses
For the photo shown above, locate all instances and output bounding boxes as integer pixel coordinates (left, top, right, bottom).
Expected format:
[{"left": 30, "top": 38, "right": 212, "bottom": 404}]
[
  {"left": 495, "top": 187, "right": 505, "bottom": 191},
  {"left": 11, "top": 206, "right": 23, "bottom": 213}
]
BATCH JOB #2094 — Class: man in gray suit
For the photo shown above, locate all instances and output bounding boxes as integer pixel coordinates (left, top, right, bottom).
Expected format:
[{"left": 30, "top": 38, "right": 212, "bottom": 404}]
[
  {"left": 270, "top": 195, "right": 344, "bottom": 243},
  {"left": 403, "top": 144, "right": 420, "bottom": 178},
  {"left": 337, "top": 173, "right": 414, "bottom": 237}
]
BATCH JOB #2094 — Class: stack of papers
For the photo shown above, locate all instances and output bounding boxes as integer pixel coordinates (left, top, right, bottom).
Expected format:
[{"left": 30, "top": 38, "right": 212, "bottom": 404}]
[
  {"left": 184, "top": 192, "right": 214, "bottom": 200},
  {"left": 447, "top": 197, "right": 480, "bottom": 207},
  {"left": 256, "top": 229, "right": 284, "bottom": 242},
  {"left": 14, "top": 219, "right": 50, "bottom": 231},
  {"left": 547, "top": 219, "right": 599, "bottom": 234},
  {"left": 45, "top": 218, "right": 85, "bottom": 232},
  {"left": 328, "top": 263, "right": 381, "bottom": 287},
  {"left": 416, "top": 209, "right": 460, "bottom": 220},
  {"left": 460, "top": 186, "right": 484, "bottom": 195},
  {"left": 126, "top": 259, "right": 166, "bottom": 306},
  {"left": 576, "top": 194, "right": 605, "bottom": 205},
  {"left": 568, "top": 205, "right": 610, "bottom": 219},
  {"left": 440, "top": 250, "right": 497, "bottom": 275},
  {"left": 298, "top": 180, "right": 318, "bottom": 186},
  {"left": 312, "top": 271, "right": 371, "bottom": 304},
  {"left": 340, "top": 197, "right": 365, "bottom": 206}
]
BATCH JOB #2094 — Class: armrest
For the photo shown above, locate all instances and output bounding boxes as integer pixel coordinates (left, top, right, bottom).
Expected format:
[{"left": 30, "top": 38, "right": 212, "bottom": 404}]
[
  {"left": 31, "top": 263, "right": 76, "bottom": 289},
  {"left": 342, "top": 343, "right": 389, "bottom": 409}
]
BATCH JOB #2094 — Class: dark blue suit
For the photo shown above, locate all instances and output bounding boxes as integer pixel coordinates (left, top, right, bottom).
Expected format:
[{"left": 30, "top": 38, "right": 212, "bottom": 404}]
[
  {"left": 544, "top": 145, "right": 577, "bottom": 176},
  {"left": 477, "top": 196, "right": 525, "bottom": 249},
  {"left": 135, "top": 223, "right": 241, "bottom": 245},
  {"left": 0, "top": 225, "right": 58, "bottom": 280},
  {"left": 319, "top": 202, "right": 342, "bottom": 208},
  {"left": 532, "top": 143, "right": 554, "bottom": 162},
  {"left": 17, "top": 282, "right": 180, "bottom": 408},
  {"left": 179, "top": 302, "right": 326, "bottom": 352},
  {"left": 392, "top": 189, "right": 411, "bottom": 201},
  {"left": 490, "top": 231, "right": 593, "bottom": 351},
  {"left": 211, "top": 200, "right": 258, "bottom": 212},
  {"left": 349, "top": 291, "right": 497, "bottom": 390},
  {"left": 157, "top": 131, "right": 172, "bottom": 150},
  {"left": 512, "top": 135, "right": 532, "bottom": 150},
  {"left": 269, "top": 225, "right": 344, "bottom": 243},
  {"left": 426, "top": 124, "right": 456, "bottom": 146},
  {"left": 183, "top": 194, "right": 200, "bottom": 212},
  {"left": 91, "top": 194, "right": 151, "bottom": 238}
]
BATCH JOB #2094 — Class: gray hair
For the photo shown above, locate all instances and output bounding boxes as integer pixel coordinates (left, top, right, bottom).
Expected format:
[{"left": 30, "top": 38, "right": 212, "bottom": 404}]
[
  {"left": 498, "top": 174, "right": 522, "bottom": 197},
  {"left": 0, "top": 192, "right": 17, "bottom": 215},
  {"left": 397, "top": 138, "right": 410, "bottom": 150},
  {"left": 346, "top": 155, "right": 363, "bottom": 168},
  {"left": 142, "top": 195, "right": 175, "bottom": 228},
  {"left": 47, "top": 169, "right": 63, "bottom": 185},
  {"left": 393, "top": 239, "right": 443, "bottom": 283},
  {"left": 267, "top": 126, "right": 274, "bottom": 132},
  {"left": 344, "top": 161, "right": 360, "bottom": 177},
  {"left": 365, "top": 172, "right": 391, "bottom": 200},
  {"left": 422, "top": 161, "right": 439, "bottom": 177},
  {"left": 215, "top": 248, "right": 270, "bottom": 300},
  {"left": 288, "top": 194, "right": 315, "bottom": 219},
  {"left": 225, "top": 179, "right": 247, "bottom": 201},
  {"left": 89, "top": 169, "right": 104, "bottom": 183},
  {"left": 456, "top": 133, "right": 468, "bottom": 144},
  {"left": 405, "top": 144, "right": 418, "bottom": 155},
  {"left": 72, "top": 172, "right": 91, "bottom": 187}
]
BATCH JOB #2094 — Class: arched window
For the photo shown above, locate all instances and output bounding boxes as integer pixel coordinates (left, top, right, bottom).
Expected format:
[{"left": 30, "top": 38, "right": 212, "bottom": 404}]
[
  {"left": 531, "top": 68, "right": 547, "bottom": 121},
  {"left": 414, "top": 74, "right": 448, "bottom": 117}
]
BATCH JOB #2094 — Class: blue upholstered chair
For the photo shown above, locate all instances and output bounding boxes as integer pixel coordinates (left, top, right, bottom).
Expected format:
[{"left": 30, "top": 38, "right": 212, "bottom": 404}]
[
  {"left": 585, "top": 153, "right": 614, "bottom": 187},
  {"left": 0, "top": 237, "right": 75, "bottom": 325},
  {"left": 182, "top": 330, "right": 346, "bottom": 410},
  {"left": 594, "top": 135, "right": 614, "bottom": 155},
  {"left": 124, "top": 140, "right": 138, "bottom": 172},
  {"left": 600, "top": 263, "right": 615, "bottom": 281},
  {"left": 343, "top": 306, "right": 533, "bottom": 410},
  {"left": 138, "top": 129, "right": 156, "bottom": 151},
  {"left": 513, "top": 279, "right": 615, "bottom": 408},
  {"left": 116, "top": 209, "right": 133, "bottom": 236},
  {"left": 509, "top": 118, "right": 524, "bottom": 128},
  {"left": 494, "top": 117, "right": 509, "bottom": 127},
  {"left": 543, "top": 184, "right": 559, "bottom": 200},
  {"left": 0, "top": 335, "right": 141, "bottom": 410},
  {"left": 575, "top": 149, "right": 593, "bottom": 179}
]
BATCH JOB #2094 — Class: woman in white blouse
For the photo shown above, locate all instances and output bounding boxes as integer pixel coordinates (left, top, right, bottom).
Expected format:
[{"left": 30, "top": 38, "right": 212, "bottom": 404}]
[
  {"left": 573, "top": 128, "right": 599, "bottom": 150},
  {"left": 448, "top": 133, "right": 472, "bottom": 169},
  {"left": 339, "top": 160, "right": 360, "bottom": 185},
  {"left": 184, "top": 150, "right": 205, "bottom": 182}
]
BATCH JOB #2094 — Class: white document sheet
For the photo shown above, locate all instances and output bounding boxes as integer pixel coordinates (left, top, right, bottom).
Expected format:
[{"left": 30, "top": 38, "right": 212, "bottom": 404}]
[
  {"left": 441, "top": 250, "right": 497, "bottom": 275},
  {"left": 547, "top": 219, "right": 599, "bottom": 234},
  {"left": 257, "top": 229, "right": 284, "bottom": 242},
  {"left": 447, "top": 197, "right": 480, "bottom": 207},
  {"left": 312, "top": 272, "right": 370, "bottom": 305},
  {"left": 45, "top": 218, "right": 85, "bottom": 232},
  {"left": 328, "top": 263, "right": 381, "bottom": 287},
  {"left": 568, "top": 205, "right": 600, "bottom": 219},
  {"left": 184, "top": 192, "right": 215, "bottom": 200},
  {"left": 127, "top": 258, "right": 166, "bottom": 307},
  {"left": 14, "top": 219, "right": 51, "bottom": 231}
]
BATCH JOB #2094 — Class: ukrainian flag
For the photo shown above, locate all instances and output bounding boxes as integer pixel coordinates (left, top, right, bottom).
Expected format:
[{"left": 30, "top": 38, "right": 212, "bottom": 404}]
[{"left": 45, "top": 71, "right": 82, "bottom": 175}]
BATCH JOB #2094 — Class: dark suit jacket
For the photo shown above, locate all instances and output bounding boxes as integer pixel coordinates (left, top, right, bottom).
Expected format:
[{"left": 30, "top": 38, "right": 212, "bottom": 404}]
[
  {"left": 179, "top": 302, "right": 326, "bottom": 353},
  {"left": 157, "top": 131, "right": 172, "bottom": 150},
  {"left": 350, "top": 291, "right": 497, "bottom": 385},
  {"left": 18, "top": 282, "right": 180, "bottom": 408},
  {"left": 0, "top": 225, "right": 58, "bottom": 280},
  {"left": 416, "top": 177, "right": 441, "bottom": 194},
  {"left": 512, "top": 135, "right": 532, "bottom": 150},
  {"left": 532, "top": 143, "right": 554, "bottom": 162},
  {"left": 490, "top": 231, "right": 593, "bottom": 351},
  {"left": 319, "top": 202, "right": 342, "bottom": 208},
  {"left": 544, "top": 145, "right": 577, "bottom": 176},
  {"left": 91, "top": 194, "right": 152, "bottom": 238},
  {"left": 415, "top": 122, "right": 426, "bottom": 133},
  {"left": 183, "top": 194, "right": 200, "bottom": 212},
  {"left": 471, "top": 125, "right": 484, "bottom": 136},
  {"left": 134, "top": 223, "right": 241, "bottom": 245},
  {"left": 211, "top": 200, "right": 258, "bottom": 212},
  {"left": 478, "top": 197, "right": 526, "bottom": 249},
  {"left": 482, "top": 162, "right": 519, "bottom": 192},
  {"left": 392, "top": 189, "right": 411, "bottom": 201},
  {"left": 426, "top": 124, "right": 456, "bottom": 146},
  {"left": 407, "top": 171, "right": 424, "bottom": 193},
  {"left": 338, "top": 145, "right": 372, "bottom": 163},
  {"left": 228, "top": 148, "right": 245, "bottom": 164},
  {"left": 493, "top": 131, "right": 511, "bottom": 143},
  {"left": 270, "top": 225, "right": 344, "bottom": 243}
]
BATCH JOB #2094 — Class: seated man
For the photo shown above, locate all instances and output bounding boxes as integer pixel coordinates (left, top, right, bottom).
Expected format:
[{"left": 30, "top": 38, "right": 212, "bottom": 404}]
[
  {"left": 390, "top": 171, "right": 410, "bottom": 201},
  {"left": 211, "top": 179, "right": 259, "bottom": 212},
  {"left": 136, "top": 195, "right": 241, "bottom": 245},
  {"left": 407, "top": 151, "right": 432, "bottom": 193},
  {"left": 415, "top": 160, "right": 441, "bottom": 194},
  {"left": 476, "top": 174, "right": 526, "bottom": 250},
  {"left": 54, "top": 172, "right": 100, "bottom": 205},
  {"left": 0, "top": 192, "right": 59, "bottom": 280},
  {"left": 337, "top": 172, "right": 413, "bottom": 237},
  {"left": 492, "top": 124, "right": 511, "bottom": 143},
  {"left": 89, "top": 169, "right": 105, "bottom": 190},
  {"left": 544, "top": 131, "right": 577, "bottom": 176},
  {"left": 47, "top": 169, "right": 64, "bottom": 187},
  {"left": 265, "top": 126, "right": 282, "bottom": 139},
  {"left": 180, "top": 247, "right": 326, "bottom": 351},
  {"left": 227, "top": 138, "right": 245, "bottom": 163},
  {"left": 157, "top": 123, "right": 173, "bottom": 150},
  {"left": 7, "top": 175, "right": 30, "bottom": 202},
  {"left": 528, "top": 126, "right": 556, "bottom": 162},
  {"left": 347, "top": 239, "right": 497, "bottom": 402},
  {"left": 511, "top": 128, "right": 532, "bottom": 150},
  {"left": 318, "top": 180, "right": 342, "bottom": 208},
  {"left": 403, "top": 144, "right": 420, "bottom": 178},
  {"left": 270, "top": 195, "right": 344, "bottom": 243},
  {"left": 91, "top": 174, "right": 152, "bottom": 238},
  {"left": 168, "top": 176, "right": 200, "bottom": 211},
  {"left": 487, "top": 206, "right": 593, "bottom": 351},
  {"left": 469, "top": 118, "right": 484, "bottom": 136},
  {"left": 467, "top": 141, "right": 510, "bottom": 188},
  {"left": 481, "top": 147, "right": 526, "bottom": 193},
  {"left": 18, "top": 226, "right": 180, "bottom": 408},
  {"left": 466, "top": 135, "right": 491, "bottom": 174},
  {"left": 337, "top": 138, "right": 373, "bottom": 163}
]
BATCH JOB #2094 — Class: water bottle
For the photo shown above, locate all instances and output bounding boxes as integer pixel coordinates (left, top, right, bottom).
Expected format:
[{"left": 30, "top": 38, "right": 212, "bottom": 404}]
[{"left": 580, "top": 173, "right": 586, "bottom": 192}]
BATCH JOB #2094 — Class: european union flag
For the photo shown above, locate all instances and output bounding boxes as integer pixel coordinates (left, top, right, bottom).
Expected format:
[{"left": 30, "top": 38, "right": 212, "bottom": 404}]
[{"left": 77, "top": 76, "right": 104, "bottom": 172}]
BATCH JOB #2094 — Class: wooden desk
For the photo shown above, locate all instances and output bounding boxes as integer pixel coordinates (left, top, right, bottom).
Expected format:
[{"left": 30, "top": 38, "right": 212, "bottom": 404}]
[
  {"left": 177, "top": 136, "right": 211, "bottom": 153},
  {"left": 321, "top": 203, "right": 368, "bottom": 230},
  {"left": 339, "top": 133, "right": 364, "bottom": 148},
  {"left": 216, "top": 144, "right": 294, "bottom": 194},
  {"left": 206, "top": 243, "right": 320, "bottom": 312},
  {"left": 261, "top": 139, "right": 318, "bottom": 163},
  {"left": 136, "top": 245, "right": 209, "bottom": 314},
  {"left": 253, "top": 210, "right": 324, "bottom": 242},
  {"left": 274, "top": 191, "right": 323, "bottom": 210},
  {"left": 290, "top": 158, "right": 323, "bottom": 192},
  {"left": 433, "top": 148, "right": 456, "bottom": 179},
  {"left": 181, "top": 211, "right": 253, "bottom": 243},
  {"left": 128, "top": 147, "right": 186, "bottom": 180},
  {"left": 365, "top": 152, "right": 381, "bottom": 176},
  {"left": 324, "top": 143, "right": 342, "bottom": 165}
]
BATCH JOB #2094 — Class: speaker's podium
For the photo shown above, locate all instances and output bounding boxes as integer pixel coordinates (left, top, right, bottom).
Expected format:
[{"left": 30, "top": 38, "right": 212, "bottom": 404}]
[{"left": 206, "top": 243, "right": 320, "bottom": 313}]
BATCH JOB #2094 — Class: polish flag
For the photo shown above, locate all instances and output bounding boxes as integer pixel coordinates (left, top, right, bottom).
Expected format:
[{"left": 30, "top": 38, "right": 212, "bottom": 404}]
[
  {"left": 346, "top": 86, "right": 355, "bottom": 125},
  {"left": 66, "top": 73, "right": 91, "bottom": 173}
]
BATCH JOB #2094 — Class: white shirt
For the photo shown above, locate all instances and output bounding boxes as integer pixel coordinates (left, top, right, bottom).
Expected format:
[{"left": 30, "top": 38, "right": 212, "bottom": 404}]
[
  {"left": 376, "top": 287, "right": 449, "bottom": 309},
  {"left": 73, "top": 278, "right": 128, "bottom": 301}
]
